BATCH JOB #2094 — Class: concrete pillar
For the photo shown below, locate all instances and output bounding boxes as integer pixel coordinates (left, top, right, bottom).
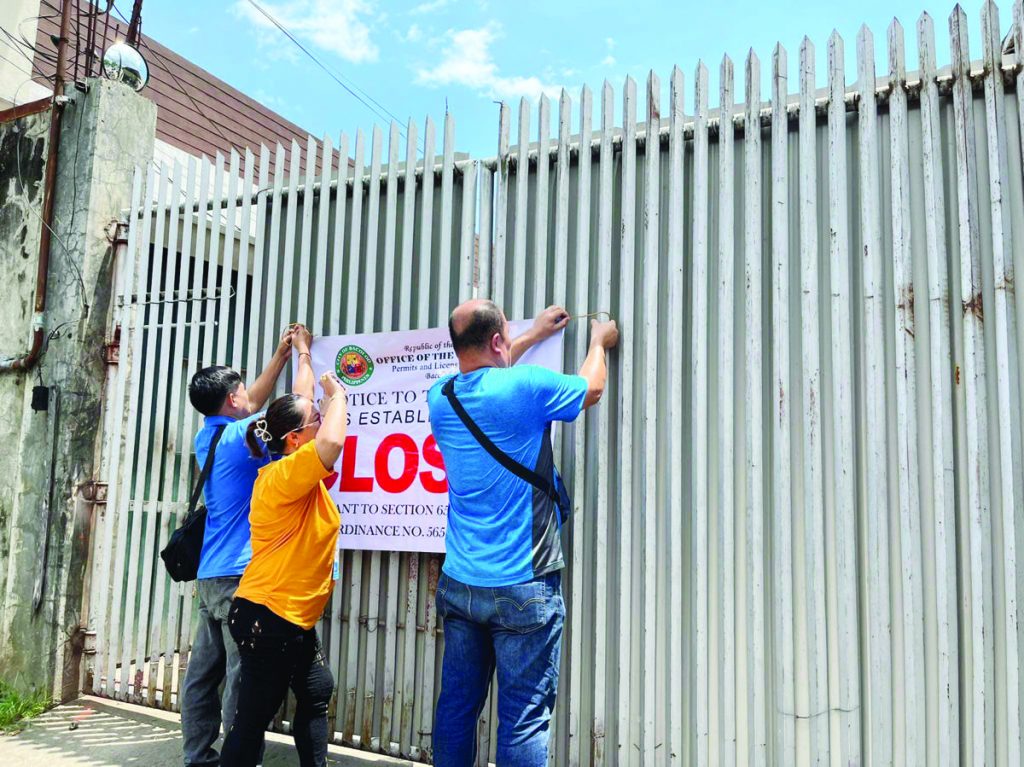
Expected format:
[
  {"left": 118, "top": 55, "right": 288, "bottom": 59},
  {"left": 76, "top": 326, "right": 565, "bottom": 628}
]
[{"left": 0, "top": 77, "right": 155, "bottom": 697}]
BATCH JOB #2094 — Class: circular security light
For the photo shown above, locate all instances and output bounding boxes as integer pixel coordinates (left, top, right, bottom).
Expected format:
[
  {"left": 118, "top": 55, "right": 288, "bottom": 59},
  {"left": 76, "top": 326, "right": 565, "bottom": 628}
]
[{"left": 102, "top": 41, "right": 149, "bottom": 92}]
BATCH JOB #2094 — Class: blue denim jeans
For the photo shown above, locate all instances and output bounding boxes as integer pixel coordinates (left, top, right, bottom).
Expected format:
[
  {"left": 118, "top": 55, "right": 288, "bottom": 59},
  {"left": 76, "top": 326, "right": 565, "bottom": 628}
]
[{"left": 432, "top": 570, "right": 564, "bottom": 767}]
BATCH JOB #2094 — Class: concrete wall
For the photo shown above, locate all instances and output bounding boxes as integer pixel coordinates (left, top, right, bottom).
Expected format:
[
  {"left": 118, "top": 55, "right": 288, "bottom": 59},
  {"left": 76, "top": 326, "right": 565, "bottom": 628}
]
[
  {"left": 0, "top": 78, "right": 155, "bottom": 696},
  {"left": 0, "top": 106, "right": 49, "bottom": 680}
]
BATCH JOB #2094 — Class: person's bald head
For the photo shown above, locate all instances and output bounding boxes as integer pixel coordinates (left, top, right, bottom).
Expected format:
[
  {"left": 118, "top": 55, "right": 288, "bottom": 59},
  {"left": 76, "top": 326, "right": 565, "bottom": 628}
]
[{"left": 449, "top": 299, "right": 508, "bottom": 356}]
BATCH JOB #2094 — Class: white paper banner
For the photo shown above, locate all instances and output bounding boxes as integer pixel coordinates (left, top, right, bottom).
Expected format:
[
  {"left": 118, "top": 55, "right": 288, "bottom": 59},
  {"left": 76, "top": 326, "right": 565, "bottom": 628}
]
[{"left": 299, "top": 321, "right": 564, "bottom": 552}]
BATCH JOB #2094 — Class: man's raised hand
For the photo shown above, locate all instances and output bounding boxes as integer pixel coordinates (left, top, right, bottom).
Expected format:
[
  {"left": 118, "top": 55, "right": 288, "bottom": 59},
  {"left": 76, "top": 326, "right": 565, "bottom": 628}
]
[
  {"left": 590, "top": 318, "right": 619, "bottom": 350},
  {"left": 532, "top": 305, "right": 570, "bottom": 340}
]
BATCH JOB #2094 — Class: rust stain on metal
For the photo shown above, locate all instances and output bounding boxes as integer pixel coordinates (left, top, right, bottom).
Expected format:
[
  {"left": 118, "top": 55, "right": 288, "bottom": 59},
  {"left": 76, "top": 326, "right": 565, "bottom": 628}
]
[
  {"left": 420, "top": 555, "right": 440, "bottom": 644},
  {"left": 897, "top": 283, "right": 915, "bottom": 324},
  {"left": 593, "top": 727, "right": 606, "bottom": 761},
  {"left": 344, "top": 685, "right": 358, "bottom": 740},
  {"left": 80, "top": 481, "right": 108, "bottom": 503},
  {"left": 103, "top": 327, "right": 121, "bottom": 364},
  {"left": 963, "top": 292, "right": 984, "bottom": 320},
  {"left": 426, "top": 555, "right": 440, "bottom": 600}
]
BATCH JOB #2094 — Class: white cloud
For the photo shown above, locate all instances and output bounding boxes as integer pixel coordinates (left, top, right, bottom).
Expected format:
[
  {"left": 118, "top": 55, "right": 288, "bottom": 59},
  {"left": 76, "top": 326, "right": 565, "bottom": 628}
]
[
  {"left": 234, "top": 0, "right": 379, "bottom": 64},
  {"left": 254, "top": 88, "right": 287, "bottom": 109},
  {"left": 415, "top": 23, "right": 562, "bottom": 101},
  {"left": 605, "top": 37, "right": 615, "bottom": 49},
  {"left": 410, "top": 0, "right": 454, "bottom": 13},
  {"left": 401, "top": 23, "right": 423, "bottom": 42},
  {"left": 417, "top": 26, "right": 494, "bottom": 89},
  {"left": 601, "top": 55, "right": 616, "bottom": 67}
]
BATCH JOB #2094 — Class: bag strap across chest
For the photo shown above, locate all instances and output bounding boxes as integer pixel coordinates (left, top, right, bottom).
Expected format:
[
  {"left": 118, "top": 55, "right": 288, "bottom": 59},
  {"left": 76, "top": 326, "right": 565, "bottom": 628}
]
[
  {"left": 441, "top": 378, "right": 559, "bottom": 505},
  {"left": 187, "top": 424, "right": 227, "bottom": 518}
]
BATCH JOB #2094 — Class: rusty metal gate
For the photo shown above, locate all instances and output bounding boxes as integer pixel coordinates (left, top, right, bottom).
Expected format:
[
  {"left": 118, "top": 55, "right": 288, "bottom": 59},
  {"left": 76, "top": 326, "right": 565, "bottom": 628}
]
[
  {"left": 87, "top": 122, "right": 476, "bottom": 760},
  {"left": 85, "top": 2, "right": 1024, "bottom": 765}
]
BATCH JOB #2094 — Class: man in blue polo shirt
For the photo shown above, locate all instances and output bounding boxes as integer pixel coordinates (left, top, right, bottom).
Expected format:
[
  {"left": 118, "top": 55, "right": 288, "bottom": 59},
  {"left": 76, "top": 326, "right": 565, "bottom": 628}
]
[
  {"left": 181, "top": 325, "right": 312, "bottom": 767},
  {"left": 427, "top": 301, "right": 618, "bottom": 766}
]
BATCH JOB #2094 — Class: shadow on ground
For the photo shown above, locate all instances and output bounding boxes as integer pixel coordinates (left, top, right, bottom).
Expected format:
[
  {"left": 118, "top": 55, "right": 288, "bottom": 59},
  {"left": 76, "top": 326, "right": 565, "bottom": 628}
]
[{"left": 0, "top": 697, "right": 414, "bottom": 766}]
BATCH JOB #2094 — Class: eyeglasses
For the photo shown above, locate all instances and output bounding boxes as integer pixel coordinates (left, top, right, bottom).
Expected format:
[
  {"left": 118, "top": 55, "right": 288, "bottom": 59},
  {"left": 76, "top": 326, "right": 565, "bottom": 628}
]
[{"left": 285, "top": 409, "right": 321, "bottom": 435}]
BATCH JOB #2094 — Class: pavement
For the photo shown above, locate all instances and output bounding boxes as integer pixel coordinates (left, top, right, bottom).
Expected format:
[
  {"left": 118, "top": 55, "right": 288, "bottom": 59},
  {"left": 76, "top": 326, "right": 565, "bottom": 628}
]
[{"left": 0, "top": 696, "right": 416, "bottom": 766}]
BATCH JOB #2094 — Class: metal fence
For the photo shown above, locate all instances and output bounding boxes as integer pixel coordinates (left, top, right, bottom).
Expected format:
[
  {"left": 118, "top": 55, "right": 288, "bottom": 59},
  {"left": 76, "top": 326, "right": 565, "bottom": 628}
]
[
  {"left": 88, "top": 121, "right": 475, "bottom": 761},
  {"left": 87, "top": 1, "right": 1024, "bottom": 764}
]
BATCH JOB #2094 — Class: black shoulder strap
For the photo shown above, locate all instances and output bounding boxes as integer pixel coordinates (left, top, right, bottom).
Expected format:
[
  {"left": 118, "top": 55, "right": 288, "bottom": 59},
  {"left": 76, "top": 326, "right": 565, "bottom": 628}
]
[
  {"left": 441, "top": 378, "right": 558, "bottom": 503},
  {"left": 187, "top": 424, "right": 228, "bottom": 517}
]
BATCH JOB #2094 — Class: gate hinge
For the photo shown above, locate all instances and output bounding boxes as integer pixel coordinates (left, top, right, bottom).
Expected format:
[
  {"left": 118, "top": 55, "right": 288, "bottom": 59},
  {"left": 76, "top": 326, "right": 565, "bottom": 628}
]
[
  {"left": 80, "top": 481, "right": 108, "bottom": 504},
  {"left": 112, "top": 221, "right": 130, "bottom": 246},
  {"left": 103, "top": 327, "right": 121, "bottom": 364},
  {"left": 82, "top": 630, "right": 96, "bottom": 656}
]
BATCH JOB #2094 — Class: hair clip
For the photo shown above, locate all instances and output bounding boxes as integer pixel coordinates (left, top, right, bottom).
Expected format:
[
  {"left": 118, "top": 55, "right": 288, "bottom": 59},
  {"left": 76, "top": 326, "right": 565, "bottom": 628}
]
[{"left": 254, "top": 418, "right": 273, "bottom": 444}]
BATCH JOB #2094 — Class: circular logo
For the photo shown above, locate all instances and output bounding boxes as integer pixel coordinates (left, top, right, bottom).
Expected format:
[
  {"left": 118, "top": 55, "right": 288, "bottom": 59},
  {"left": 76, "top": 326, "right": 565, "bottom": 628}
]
[{"left": 336, "top": 345, "right": 374, "bottom": 386}]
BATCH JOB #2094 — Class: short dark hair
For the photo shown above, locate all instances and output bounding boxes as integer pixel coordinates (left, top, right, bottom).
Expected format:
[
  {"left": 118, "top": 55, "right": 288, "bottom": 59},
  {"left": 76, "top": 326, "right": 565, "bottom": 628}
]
[
  {"left": 448, "top": 301, "right": 505, "bottom": 354},
  {"left": 188, "top": 366, "right": 243, "bottom": 416}
]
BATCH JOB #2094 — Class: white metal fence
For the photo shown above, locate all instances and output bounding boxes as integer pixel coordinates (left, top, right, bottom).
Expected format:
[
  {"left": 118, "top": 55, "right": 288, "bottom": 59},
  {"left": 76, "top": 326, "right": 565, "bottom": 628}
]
[{"left": 87, "top": 2, "right": 1024, "bottom": 764}]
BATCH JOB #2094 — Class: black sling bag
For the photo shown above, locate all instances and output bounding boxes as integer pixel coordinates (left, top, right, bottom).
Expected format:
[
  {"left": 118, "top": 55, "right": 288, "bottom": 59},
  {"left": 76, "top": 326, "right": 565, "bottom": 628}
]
[
  {"left": 441, "top": 379, "right": 572, "bottom": 525},
  {"left": 160, "top": 424, "right": 227, "bottom": 582}
]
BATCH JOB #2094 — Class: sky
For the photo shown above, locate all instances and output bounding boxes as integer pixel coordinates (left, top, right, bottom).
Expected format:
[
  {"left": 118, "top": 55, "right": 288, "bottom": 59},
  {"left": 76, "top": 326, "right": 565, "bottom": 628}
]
[{"left": 137, "top": 0, "right": 1009, "bottom": 159}]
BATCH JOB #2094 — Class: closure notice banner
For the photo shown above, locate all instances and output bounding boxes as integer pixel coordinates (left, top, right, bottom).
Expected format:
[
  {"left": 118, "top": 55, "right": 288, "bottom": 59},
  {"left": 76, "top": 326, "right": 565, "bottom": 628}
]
[{"left": 302, "top": 321, "right": 565, "bottom": 552}]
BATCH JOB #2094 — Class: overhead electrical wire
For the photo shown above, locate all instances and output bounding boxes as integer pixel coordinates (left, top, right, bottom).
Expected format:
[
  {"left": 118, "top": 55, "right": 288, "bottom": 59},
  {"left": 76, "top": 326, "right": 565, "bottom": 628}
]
[
  {"left": 109, "top": 0, "right": 417, "bottom": 163},
  {"left": 22, "top": 4, "right": 62, "bottom": 63},
  {"left": 17, "top": 1, "right": 422, "bottom": 189},
  {"left": 242, "top": 0, "right": 408, "bottom": 139},
  {"left": 0, "top": 17, "right": 58, "bottom": 77},
  {"left": 110, "top": 1, "right": 240, "bottom": 152},
  {"left": 0, "top": 49, "right": 36, "bottom": 76},
  {"left": 0, "top": 27, "right": 42, "bottom": 67}
]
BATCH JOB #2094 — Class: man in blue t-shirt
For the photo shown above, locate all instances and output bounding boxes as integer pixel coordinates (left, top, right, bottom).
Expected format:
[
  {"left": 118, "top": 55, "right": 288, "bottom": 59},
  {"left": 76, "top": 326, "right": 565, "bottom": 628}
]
[
  {"left": 180, "top": 325, "right": 312, "bottom": 767},
  {"left": 427, "top": 300, "right": 618, "bottom": 766}
]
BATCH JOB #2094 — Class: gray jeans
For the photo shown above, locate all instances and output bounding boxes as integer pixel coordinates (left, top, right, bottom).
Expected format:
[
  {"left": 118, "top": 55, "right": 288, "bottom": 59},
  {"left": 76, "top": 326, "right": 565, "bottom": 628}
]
[{"left": 181, "top": 576, "right": 263, "bottom": 766}]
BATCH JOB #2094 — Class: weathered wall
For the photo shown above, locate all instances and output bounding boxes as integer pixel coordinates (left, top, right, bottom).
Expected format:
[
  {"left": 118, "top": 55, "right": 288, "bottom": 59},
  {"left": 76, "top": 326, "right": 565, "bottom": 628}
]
[
  {"left": 0, "top": 78, "right": 155, "bottom": 696},
  {"left": 0, "top": 107, "right": 49, "bottom": 674}
]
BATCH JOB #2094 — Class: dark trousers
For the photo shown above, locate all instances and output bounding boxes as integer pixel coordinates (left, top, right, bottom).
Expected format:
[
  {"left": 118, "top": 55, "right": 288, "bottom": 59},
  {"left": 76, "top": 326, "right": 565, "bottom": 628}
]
[
  {"left": 219, "top": 597, "right": 334, "bottom": 767},
  {"left": 181, "top": 576, "right": 254, "bottom": 766}
]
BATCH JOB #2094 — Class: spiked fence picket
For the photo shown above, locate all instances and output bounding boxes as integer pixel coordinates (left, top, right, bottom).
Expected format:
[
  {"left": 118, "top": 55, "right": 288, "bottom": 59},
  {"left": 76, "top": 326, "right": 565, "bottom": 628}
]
[{"left": 90, "top": 3, "right": 1024, "bottom": 764}]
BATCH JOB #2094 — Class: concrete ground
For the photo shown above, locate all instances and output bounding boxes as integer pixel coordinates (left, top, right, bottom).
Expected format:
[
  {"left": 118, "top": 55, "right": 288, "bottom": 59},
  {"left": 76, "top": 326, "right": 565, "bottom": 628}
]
[{"left": 0, "top": 696, "right": 416, "bottom": 766}]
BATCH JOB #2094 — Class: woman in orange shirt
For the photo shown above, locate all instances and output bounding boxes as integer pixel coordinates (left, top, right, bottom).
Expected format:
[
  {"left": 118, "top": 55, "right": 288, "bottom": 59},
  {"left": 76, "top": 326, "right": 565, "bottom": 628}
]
[{"left": 219, "top": 359, "right": 347, "bottom": 767}]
